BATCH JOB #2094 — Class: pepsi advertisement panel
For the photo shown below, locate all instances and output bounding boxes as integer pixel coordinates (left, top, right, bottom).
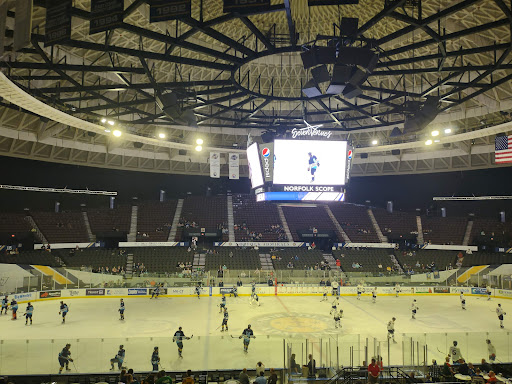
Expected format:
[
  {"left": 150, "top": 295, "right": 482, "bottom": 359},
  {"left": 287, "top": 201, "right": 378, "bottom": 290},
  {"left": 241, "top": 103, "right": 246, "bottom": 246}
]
[
  {"left": 273, "top": 140, "right": 347, "bottom": 186},
  {"left": 258, "top": 143, "right": 274, "bottom": 183},
  {"left": 247, "top": 143, "right": 264, "bottom": 188}
]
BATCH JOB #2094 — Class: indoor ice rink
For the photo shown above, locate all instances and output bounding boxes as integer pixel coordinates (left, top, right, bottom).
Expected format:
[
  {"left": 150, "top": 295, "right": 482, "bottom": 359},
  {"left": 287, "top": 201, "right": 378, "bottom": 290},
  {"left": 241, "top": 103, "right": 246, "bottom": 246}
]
[{"left": 0, "top": 293, "right": 509, "bottom": 375}]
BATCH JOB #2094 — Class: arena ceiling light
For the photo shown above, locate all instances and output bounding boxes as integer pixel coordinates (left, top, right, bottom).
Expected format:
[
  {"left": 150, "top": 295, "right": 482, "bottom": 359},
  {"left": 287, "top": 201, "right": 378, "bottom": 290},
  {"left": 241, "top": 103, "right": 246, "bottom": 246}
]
[
  {"left": 158, "top": 132, "right": 166, "bottom": 139},
  {"left": 107, "top": 120, "right": 115, "bottom": 126},
  {"left": 113, "top": 129, "right": 122, "bottom": 137},
  {"left": 371, "top": 139, "right": 378, "bottom": 145},
  {"left": 101, "top": 118, "right": 107, "bottom": 123},
  {"left": 196, "top": 138, "right": 204, "bottom": 145},
  {"left": 431, "top": 130, "right": 440, "bottom": 136},
  {"left": 195, "top": 145, "right": 203, "bottom": 151},
  {"left": 425, "top": 139, "right": 433, "bottom": 145},
  {"left": 444, "top": 128, "right": 453, "bottom": 134}
]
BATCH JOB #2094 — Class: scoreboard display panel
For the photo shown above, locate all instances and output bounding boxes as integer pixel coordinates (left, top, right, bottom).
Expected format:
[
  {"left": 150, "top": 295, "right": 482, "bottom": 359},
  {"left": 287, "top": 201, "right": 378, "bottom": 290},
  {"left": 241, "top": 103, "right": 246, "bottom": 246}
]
[{"left": 247, "top": 143, "right": 264, "bottom": 188}]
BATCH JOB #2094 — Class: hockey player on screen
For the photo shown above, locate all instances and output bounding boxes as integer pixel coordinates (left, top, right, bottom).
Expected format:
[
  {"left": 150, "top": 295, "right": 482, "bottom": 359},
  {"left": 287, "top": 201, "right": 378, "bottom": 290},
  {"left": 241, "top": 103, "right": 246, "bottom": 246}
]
[
  {"left": 25, "top": 302, "right": 34, "bottom": 325},
  {"left": 119, "top": 299, "right": 125, "bottom": 320},
  {"left": 1, "top": 295, "right": 8, "bottom": 314},
  {"left": 59, "top": 301, "right": 69, "bottom": 323},
  {"left": 486, "top": 339, "right": 496, "bottom": 362},
  {"left": 387, "top": 318, "right": 397, "bottom": 343},
  {"left": 449, "top": 341, "right": 463, "bottom": 363},
  {"left": 460, "top": 292, "right": 466, "bottom": 310},
  {"left": 307, "top": 152, "right": 320, "bottom": 183},
  {"left": 497, "top": 304, "right": 506, "bottom": 328}
]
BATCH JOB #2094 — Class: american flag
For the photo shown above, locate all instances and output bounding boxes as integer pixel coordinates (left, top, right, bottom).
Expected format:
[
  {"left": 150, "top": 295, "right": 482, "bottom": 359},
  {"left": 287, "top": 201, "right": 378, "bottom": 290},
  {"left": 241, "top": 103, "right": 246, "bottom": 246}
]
[{"left": 495, "top": 135, "right": 512, "bottom": 164}]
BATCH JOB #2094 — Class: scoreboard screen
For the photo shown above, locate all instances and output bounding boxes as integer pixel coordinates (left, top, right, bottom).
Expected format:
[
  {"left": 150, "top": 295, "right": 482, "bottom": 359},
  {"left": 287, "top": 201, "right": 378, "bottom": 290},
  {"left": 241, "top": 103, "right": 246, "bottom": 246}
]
[
  {"left": 273, "top": 140, "right": 347, "bottom": 186},
  {"left": 247, "top": 143, "right": 264, "bottom": 188}
]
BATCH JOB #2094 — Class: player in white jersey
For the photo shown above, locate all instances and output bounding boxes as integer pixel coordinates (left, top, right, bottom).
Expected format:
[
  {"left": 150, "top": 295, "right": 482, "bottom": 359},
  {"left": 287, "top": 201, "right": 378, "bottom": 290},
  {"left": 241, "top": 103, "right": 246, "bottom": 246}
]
[
  {"left": 372, "top": 288, "right": 377, "bottom": 303},
  {"left": 387, "top": 317, "right": 397, "bottom": 343},
  {"left": 496, "top": 304, "right": 506, "bottom": 328},
  {"left": 395, "top": 283, "right": 401, "bottom": 298},
  {"left": 411, "top": 300, "right": 418, "bottom": 319},
  {"left": 334, "top": 310, "right": 342, "bottom": 329},
  {"left": 487, "top": 285, "right": 492, "bottom": 301},
  {"left": 486, "top": 339, "right": 496, "bottom": 362},
  {"left": 250, "top": 292, "right": 260, "bottom": 306},
  {"left": 331, "top": 280, "right": 339, "bottom": 296},
  {"left": 460, "top": 292, "right": 466, "bottom": 310},
  {"left": 321, "top": 286, "right": 329, "bottom": 302},
  {"left": 357, "top": 284, "right": 363, "bottom": 300},
  {"left": 449, "top": 341, "right": 463, "bottom": 363},
  {"left": 330, "top": 298, "right": 339, "bottom": 315}
]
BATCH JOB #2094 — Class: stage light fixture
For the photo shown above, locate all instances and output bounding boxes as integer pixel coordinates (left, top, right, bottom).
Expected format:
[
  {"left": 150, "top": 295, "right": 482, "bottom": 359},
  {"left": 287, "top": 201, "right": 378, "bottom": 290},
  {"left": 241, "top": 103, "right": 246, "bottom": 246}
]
[
  {"left": 425, "top": 139, "right": 433, "bottom": 145},
  {"left": 431, "top": 130, "right": 439, "bottom": 136},
  {"left": 195, "top": 145, "right": 202, "bottom": 151},
  {"left": 113, "top": 129, "right": 122, "bottom": 137}
]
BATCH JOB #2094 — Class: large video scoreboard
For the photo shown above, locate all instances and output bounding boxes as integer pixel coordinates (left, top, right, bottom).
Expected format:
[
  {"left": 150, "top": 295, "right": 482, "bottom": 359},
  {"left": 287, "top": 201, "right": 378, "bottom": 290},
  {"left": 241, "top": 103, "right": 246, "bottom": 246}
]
[{"left": 247, "top": 129, "right": 352, "bottom": 202}]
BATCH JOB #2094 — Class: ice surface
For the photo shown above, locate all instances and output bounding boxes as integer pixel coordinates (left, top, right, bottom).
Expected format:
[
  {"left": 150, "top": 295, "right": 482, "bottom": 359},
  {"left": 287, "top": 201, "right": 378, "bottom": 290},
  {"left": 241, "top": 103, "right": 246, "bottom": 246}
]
[{"left": 0, "top": 294, "right": 508, "bottom": 375}]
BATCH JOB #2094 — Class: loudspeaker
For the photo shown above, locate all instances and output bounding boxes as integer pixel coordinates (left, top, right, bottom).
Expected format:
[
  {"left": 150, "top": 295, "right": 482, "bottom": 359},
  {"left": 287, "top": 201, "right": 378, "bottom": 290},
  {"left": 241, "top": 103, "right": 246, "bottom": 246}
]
[
  {"left": 337, "top": 47, "right": 377, "bottom": 70},
  {"left": 301, "top": 46, "right": 336, "bottom": 69},
  {"left": 301, "top": 49, "right": 317, "bottom": 69},
  {"left": 348, "top": 67, "right": 368, "bottom": 86},
  {"left": 391, "top": 149, "right": 400, "bottom": 155},
  {"left": 311, "top": 65, "right": 330, "bottom": 84},
  {"left": 176, "top": 109, "right": 198, "bottom": 127},
  {"left": 302, "top": 79, "right": 322, "bottom": 98},
  {"left": 178, "top": 149, "right": 187, "bottom": 156},
  {"left": 326, "top": 65, "right": 351, "bottom": 94},
  {"left": 342, "top": 84, "right": 362, "bottom": 99},
  {"left": 360, "top": 153, "right": 368, "bottom": 159},
  {"left": 389, "top": 127, "right": 403, "bottom": 137},
  {"left": 156, "top": 92, "right": 180, "bottom": 118},
  {"left": 403, "top": 96, "right": 439, "bottom": 133},
  {"left": 340, "top": 17, "right": 359, "bottom": 37},
  {"left": 134, "top": 142, "right": 143, "bottom": 149}
]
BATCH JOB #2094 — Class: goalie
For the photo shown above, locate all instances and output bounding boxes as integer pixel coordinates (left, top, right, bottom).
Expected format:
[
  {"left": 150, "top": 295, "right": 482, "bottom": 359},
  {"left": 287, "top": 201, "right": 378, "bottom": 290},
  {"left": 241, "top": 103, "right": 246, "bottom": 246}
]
[{"left": 250, "top": 292, "right": 260, "bottom": 306}]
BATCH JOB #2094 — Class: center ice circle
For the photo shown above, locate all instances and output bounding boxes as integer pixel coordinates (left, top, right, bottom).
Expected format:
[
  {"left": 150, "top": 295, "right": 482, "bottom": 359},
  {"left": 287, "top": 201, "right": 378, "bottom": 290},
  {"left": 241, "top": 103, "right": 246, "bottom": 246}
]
[{"left": 270, "top": 316, "right": 328, "bottom": 333}]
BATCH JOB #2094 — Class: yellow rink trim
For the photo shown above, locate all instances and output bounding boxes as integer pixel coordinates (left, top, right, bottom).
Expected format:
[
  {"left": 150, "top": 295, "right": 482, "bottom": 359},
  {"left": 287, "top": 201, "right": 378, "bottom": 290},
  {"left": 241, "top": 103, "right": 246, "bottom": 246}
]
[
  {"left": 31, "top": 265, "right": 73, "bottom": 285},
  {"left": 457, "top": 265, "right": 488, "bottom": 283}
]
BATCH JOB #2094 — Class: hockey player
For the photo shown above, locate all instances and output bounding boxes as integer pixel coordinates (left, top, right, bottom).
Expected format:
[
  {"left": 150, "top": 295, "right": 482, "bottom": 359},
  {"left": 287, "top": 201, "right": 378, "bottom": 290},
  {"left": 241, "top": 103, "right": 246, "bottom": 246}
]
[
  {"left": 334, "top": 310, "right": 342, "bottom": 329},
  {"left": 25, "top": 302, "right": 34, "bottom": 325},
  {"left": 330, "top": 297, "right": 339, "bottom": 315},
  {"left": 487, "top": 285, "right": 492, "bottom": 301},
  {"left": 460, "top": 292, "right": 466, "bottom": 310},
  {"left": 372, "top": 288, "right": 377, "bottom": 304},
  {"left": 240, "top": 324, "right": 255, "bottom": 353},
  {"left": 357, "top": 284, "right": 363, "bottom": 300},
  {"left": 332, "top": 280, "right": 339, "bottom": 296},
  {"left": 411, "top": 299, "right": 418, "bottom": 319},
  {"left": 230, "top": 285, "right": 238, "bottom": 298},
  {"left": 221, "top": 307, "right": 229, "bottom": 332},
  {"left": 250, "top": 292, "right": 260, "bottom": 306},
  {"left": 119, "top": 299, "right": 125, "bottom": 320},
  {"left": 195, "top": 285, "right": 201, "bottom": 299},
  {"left": 10, "top": 298, "right": 18, "bottom": 320},
  {"left": 151, "top": 347, "right": 160, "bottom": 371},
  {"left": 173, "top": 326, "right": 191, "bottom": 358},
  {"left": 251, "top": 281, "right": 256, "bottom": 294},
  {"left": 219, "top": 294, "right": 226, "bottom": 313},
  {"left": 59, "top": 301, "right": 69, "bottom": 323},
  {"left": 486, "top": 339, "right": 496, "bottom": 362},
  {"left": 1, "top": 295, "right": 8, "bottom": 314},
  {"left": 151, "top": 285, "right": 160, "bottom": 299},
  {"left": 387, "top": 317, "right": 397, "bottom": 343},
  {"left": 395, "top": 283, "right": 401, "bottom": 298},
  {"left": 58, "top": 343, "right": 73, "bottom": 374},
  {"left": 496, "top": 304, "right": 506, "bottom": 328},
  {"left": 449, "top": 341, "right": 463, "bottom": 363},
  {"left": 321, "top": 286, "right": 329, "bottom": 302},
  {"left": 110, "top": 345, "right": 126, "bottom": 370}
]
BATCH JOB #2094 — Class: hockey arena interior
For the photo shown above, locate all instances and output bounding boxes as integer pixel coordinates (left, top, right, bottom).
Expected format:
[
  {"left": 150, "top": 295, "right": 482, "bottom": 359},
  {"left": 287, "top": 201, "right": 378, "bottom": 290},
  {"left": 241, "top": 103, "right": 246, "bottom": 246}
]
[{"left": 1, "top": 1, "right": 512, "bottom": 384}]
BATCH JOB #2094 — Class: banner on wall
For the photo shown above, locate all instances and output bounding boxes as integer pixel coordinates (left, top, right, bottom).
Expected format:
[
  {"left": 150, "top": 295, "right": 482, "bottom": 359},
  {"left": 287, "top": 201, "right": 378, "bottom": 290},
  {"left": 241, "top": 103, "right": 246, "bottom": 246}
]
[
  {"left": 229, "top": 153, "right": 240, "bottom": 180},
  {"left": 128, "top": 288, "right": 147, "bottom": 296},
  {"left": 210, "top": 152, "right": 220, "bottom": 178},
  {"left": 434, "top": 287, "right": 450, "bottom": 293},
  {"left": 39, "top": 290, "right": 61, "bottom": 299},
  {"left": 215, "top": 241, "right": 307, "bottom": 247},
  {"left": 90, "top": 0, "right": 124, "bottom": 35},
  {"left": 45, "top": 0, "right": 72, "bottom": 46},
  {"left": 86, "top": 288, "right": 105, "bottom": 296},
  {"left": 149, "top": 0, "right": 191, "bottom": 21}
]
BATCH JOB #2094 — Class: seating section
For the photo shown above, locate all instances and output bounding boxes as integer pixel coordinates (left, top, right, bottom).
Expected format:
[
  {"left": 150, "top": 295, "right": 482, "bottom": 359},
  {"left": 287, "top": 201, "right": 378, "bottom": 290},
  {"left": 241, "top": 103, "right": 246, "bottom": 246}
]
[
  {"left": 0, "top": 212, "right": 32, "bottom": 236},
  {"left": 232, "top": 194, "right": 286, "bottom": 241},
  {"left": 136, "top": 200, "right": 177, "bottom": 242},
  {"left": 130, "top": 247, "right": 193, "bottom": 273},
  {"left": 470, "top": 218, "right": 512, "bottom": 245},
  {"left": 0, "top": 249, "right": 59, "bottom": 266},
  {"left": 329, "top": 204, "right": 380, "bottom": 243},
  {"left": 269, "top": 248, "right": 325, "bottom": 270},
  {"left": 177, "top": 196, "right": 227, "bottom": 241},
  {"left": 282, "top": 206, "right": 337, "bottom": 241},
  {"left": 372, "top": 209, "right": 418, "bottom": 240},
  {"left": 87, "top": 205, "right": 131, "bottom": 235},
  {"left": 395, "top": 249, "right": 457, "bottom": 273},
  {"left": 204, "top": 248, "right": 261, "bottom": 271},
  {"left": 460, "top": 252, "right": 512, "bottom": 266},
  {"left": 421, "top": 216, "right": 467, "bottom": 245},
  {"left": 333, "top": 248, "right": 395, "bottom": 272},
  {"left": 31, "top": 211, "right": 89, "bottom": 243},
  {"left": 62, "top": 248, "right": 127, "bottom": 270}
]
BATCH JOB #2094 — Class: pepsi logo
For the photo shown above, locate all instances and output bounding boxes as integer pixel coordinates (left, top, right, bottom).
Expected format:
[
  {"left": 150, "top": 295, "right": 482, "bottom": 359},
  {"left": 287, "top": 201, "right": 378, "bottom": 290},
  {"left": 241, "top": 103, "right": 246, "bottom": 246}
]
[
  {"left": 262, "top": 148, "right": 270, "bottom": 157},
  {"left": 347, "top": 150, "right": 352, "bottom": 159}
]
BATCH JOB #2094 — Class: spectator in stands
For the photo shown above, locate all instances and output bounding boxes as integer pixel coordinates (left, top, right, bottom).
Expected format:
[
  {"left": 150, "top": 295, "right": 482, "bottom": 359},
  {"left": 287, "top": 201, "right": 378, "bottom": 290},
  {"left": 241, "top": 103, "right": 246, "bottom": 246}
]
[
  {"left": 239, "top": 369, "right": 250, "bottom": 384},
  {"left": 367, "top": 358, "right": 380, "bottom": 384},
  {"left": 320, "top": 279, "right": 326, "bottom": 286},
  {"left": 219, "top": 280, "right": 224, "bottom": 287},
  {"left": 290, "top": 354, "right": 300, "bottom": 374},
  {"left": 254, "top": 372, "right": 266, "bottom": 384},
  {"left": 487, "top": 371, "right": 497, "bottom": 384},
  {"left": 155, "top": 370, "right": 172, "bottom": 384},
  {"left": 287, "top": 262, "right": 294, "bottom": 269},
  {"left": 128, "top": 369, "right": 139, "bottom": 384},
  {"left": 429, "top": 359, "right": 441, "bottom": 382},
  {"left": 120, "top": 369, "right": 128, "bottom": 383},
  {"left": 237, "top": 277, "right": 243, "bottom": 287},
  {"left": 182, "top": 370, "right": 194, "bottom": 384},
  {"left": 256, "top": 362, "right": 265, "bottom": 376},
  {"left": 457, "top": 359, "right": 469, "bottom": 375},
  {"left": 307, "top": 354, "right": 316, "bottom": 378},
  {"left": 481, "top": 359, "right": 492, "bottom": 373},
  {"left": 468, "top": 363, "right": 476, "bottom": 376},
  {"left": 442, "top": 356, "right": 454, "bottom": 380},
  {"left": 143, "top": 374, "right": 155, "bottom": 384},
  {"left": 267, "top": 368, "right": 277, "bottom": 384}
]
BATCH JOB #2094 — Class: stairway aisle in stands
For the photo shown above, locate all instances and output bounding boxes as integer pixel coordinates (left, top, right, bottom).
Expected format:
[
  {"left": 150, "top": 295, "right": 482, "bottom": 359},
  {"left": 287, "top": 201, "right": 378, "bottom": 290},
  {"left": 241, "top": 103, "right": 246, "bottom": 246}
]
[
  {"left": 227, "top": 195, "right": 235, "bottom": 242},
  {"left": 82, "top": 211, "right": 96, "bottom": 242},
  {"left": 324, "top": 205, "right": 351, "bottom": 242},
  {"left": 322, "top": 252, "right": 338, "bottom": 269},
  {"left": 24, "top": 215, "right": 48, "bottom": 244},
  {"left": 193, "top": 251, "right": 205, "bottom": 270},
  {"left": 389, "top": 252, "right": 404, "bottom": 273},
  {"left": 126, "top": 253, "right": 133, "bottom": 278},
  {"left": 416, "top": 216, "right": 424, "bottom": 244},
  {"left": 277, "top": 205, "right": 294, "bottom": 242},
  {"left": 367, "top": 208, "right": 388, "bottom": 243},
  {"left": 259, "top": 253, "right": 273, "bottom": 270},
  {"left": 168, "top": 199, "right": 184, "bottom": 241},
  {"left": 463, "top": 219, "right": 474, "bottom": 246},
  {"left": 127, "top": 205, "right": 138, "bottom": 242}
]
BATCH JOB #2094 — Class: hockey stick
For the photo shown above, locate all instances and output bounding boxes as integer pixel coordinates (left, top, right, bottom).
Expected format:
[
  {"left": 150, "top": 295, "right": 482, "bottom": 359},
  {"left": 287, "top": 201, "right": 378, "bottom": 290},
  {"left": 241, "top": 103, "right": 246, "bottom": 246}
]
[
  {"left": 158, "top": 362, "right": 165, "bottom": 370},
  {"left": 437, "top": 347, "right": 448, "bottom": 356},
  {"left": 71, "top": 360, "right": 78, "bottom": 372}
]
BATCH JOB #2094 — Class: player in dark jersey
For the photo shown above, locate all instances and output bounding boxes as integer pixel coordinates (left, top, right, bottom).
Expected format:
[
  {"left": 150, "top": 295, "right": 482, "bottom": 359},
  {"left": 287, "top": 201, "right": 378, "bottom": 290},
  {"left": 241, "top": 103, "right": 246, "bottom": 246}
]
[
  {"left": 151, "top": 347, "right": 160, "bottom": 371},
  {"left": 195, "top": 285, "right": 201, "bottom": 299},
  {"left": 10, "top": 299, "right": 18, "bottom": 320},
  {"left": 25, "top": 302, "right": 34, "bottom": 325},
  {"left": 119, "top": 299, "right": 125, "bottom": 320},
  {"left": 219, "top": 294, "right": 226, "bottom": 313},
  {"left": 151, "top": 285, "right": 161, "bottom": 299},
  {"left": 221, "top": 307, "right": 229, "bottom": 332},
  {"left": 307, "top": 152, "right": 320, "bottom": 183},
  {"left": 59, "top": 301, "right": 69, "bottom": 323},
  {"left": 240, "top": 324, "right": 255, "bottom": 353},
  {"left": 58, "top": 343, "right": 73, "bottom": 374},
  {"left": 173, "top": 326, "right": 191, "bottom": 358},
  {"left": 1, "top": 296, "right": 8, "bottom": 314},
  {"left": 110, "top": 345, "right": 126, "bottom": 370}
]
